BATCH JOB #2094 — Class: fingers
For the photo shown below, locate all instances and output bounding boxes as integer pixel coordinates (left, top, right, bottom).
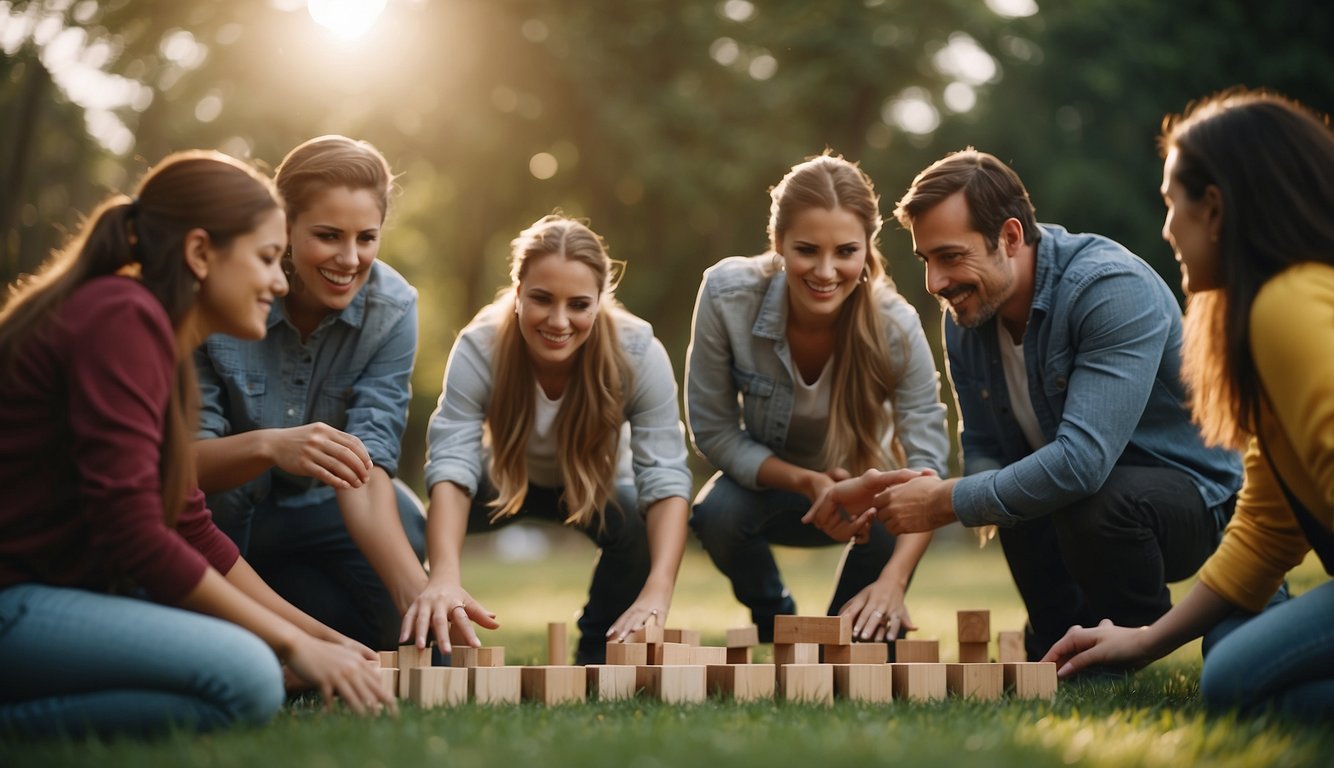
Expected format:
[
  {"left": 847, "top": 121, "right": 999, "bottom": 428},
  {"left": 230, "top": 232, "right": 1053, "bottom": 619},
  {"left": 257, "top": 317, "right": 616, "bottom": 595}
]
[{"left": 608, "top": 606, "right": 663, "bottom": 642}]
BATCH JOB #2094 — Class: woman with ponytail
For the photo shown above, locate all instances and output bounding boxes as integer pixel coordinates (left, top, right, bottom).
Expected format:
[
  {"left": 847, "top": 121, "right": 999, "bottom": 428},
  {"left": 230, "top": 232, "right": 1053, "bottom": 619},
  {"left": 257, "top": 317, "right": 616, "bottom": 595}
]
[
  {"left": 685, "top": 153, "right": 949, "bottom": 644},
  {"left": 406, "top": 214, "right": 692, "bottom": 664},
  {"left": 0, "top": 152, "right": 394, "bottom": 738}
]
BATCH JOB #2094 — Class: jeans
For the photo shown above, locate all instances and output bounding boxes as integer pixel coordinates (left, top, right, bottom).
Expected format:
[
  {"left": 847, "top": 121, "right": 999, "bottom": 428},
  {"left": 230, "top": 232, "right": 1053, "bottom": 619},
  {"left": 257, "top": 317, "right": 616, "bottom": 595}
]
[
  {"left": 690, "top": 471, "right": 902, "bottom": 643},
  {"left": 0, "top": 584, "right": 282, "bottom": 739},
  {"left": 999, "top": 465, "right": 1228, "bottom": 660},
  {"left": 1199, "top": 579, "right": 1334, "bottom": 721},
  {"left": 209, "top": 476, "right": 428, "bottom": 651},
  {"left": 468, "top": 482, "right": 647, "bottom": 666}
]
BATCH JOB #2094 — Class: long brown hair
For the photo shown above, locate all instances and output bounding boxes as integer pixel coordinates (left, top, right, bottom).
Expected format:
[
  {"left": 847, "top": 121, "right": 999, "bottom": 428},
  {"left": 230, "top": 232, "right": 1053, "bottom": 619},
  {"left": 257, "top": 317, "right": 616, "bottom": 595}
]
[
  {"left": 0, "top": 151, "right": 280, "bottom": 524},
  {"left": 1168, "top": 90, "right": 1334, "bottom": 448},
  {"left": 486, "top": 214, "right": 631, "bottom": 527}
]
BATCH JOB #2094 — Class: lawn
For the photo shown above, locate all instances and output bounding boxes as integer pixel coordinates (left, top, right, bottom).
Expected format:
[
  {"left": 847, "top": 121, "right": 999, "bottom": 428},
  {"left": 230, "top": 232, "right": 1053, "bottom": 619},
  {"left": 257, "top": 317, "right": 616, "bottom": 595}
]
[{"left": 4, "top": 527, "right": 1331, "bottom": 768}]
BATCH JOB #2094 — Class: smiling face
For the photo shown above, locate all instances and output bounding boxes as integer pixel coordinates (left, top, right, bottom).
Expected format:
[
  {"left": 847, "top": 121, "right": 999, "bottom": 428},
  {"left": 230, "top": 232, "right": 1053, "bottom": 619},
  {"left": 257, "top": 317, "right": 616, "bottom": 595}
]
[
  {"left": 196, "top": 207, "right": 289, "bottom": 340},
  {"left": 910, "top": 191, "right": 1017, "bottom": 329},
  {"left": 284, "top": 185, "right": 382, "bottom": 330},
  {"left": 1161, "top": 148, "right": 1223, "bottom": 294},
  {"left": 515, "top": 253, "right": 601, "bottom": 376},
  {"left": 778, "top": 205, "right": 868, "bottom": 325}
]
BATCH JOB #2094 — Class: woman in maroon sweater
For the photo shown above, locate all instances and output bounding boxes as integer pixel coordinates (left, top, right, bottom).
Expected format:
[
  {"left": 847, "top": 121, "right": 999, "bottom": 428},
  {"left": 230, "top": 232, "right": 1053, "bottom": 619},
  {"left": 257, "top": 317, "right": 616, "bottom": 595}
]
[{"left": 0, "top": 151, "right": 394, "bottom": 738}]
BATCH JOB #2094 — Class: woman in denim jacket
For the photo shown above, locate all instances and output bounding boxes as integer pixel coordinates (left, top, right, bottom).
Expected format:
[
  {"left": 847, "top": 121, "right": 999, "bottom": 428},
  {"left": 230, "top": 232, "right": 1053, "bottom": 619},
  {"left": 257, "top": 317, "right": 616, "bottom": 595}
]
[
  {"left": 686, "top": 154, "right": 949, "bottom": 643},
  {"left": 405, "top": 215, "right": 692, "bottom": 665},
  {"left": 193, "top": 136, "right": 427, "bottom": 651}
]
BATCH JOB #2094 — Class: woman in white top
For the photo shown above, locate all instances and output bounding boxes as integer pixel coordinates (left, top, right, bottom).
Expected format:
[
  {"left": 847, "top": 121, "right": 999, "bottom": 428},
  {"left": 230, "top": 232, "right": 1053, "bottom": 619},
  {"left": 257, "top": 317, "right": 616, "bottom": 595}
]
[{"left": 406, "top": 214, "right": 693, "bottom": 664}]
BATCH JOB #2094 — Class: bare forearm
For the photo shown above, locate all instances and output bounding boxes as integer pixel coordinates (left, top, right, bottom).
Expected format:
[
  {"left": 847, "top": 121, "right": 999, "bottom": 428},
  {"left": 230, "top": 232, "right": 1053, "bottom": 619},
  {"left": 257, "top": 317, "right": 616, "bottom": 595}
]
[
  {"left": 338, "top": 467, "right": 428, "bottom": 612},
  {"left": 194, "top": 431, "right": 277, "bottom": 494},
  {"left": 179, "top": 567, "right": 302, "bottom": 661},
  {"left": 425, "top": 481, "right": 472, "bottom": 585},
  {"left": 1139, "top": 580, "right": 1239, "bottom": 659},
  {"left": 879, "top": 530, "right": 933, "bottom": 587},
  {"left": 756, "top": 457, "right": 821, "bottom": 497},
  {"left": 643, "top": 496, "right": 689, "bottom": 590}
]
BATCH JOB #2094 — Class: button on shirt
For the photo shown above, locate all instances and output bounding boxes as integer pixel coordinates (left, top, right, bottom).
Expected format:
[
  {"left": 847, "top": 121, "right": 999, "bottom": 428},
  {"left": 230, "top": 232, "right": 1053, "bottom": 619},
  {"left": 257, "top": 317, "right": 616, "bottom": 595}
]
[{"left": 195, "top": 260, "right": 418, "bottom": 508}]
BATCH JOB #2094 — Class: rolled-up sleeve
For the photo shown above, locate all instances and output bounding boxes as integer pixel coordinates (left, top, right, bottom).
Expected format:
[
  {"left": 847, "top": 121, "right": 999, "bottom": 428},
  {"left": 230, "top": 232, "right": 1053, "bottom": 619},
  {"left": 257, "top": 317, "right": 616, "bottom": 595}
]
[
  {"left": 346, "top": 295, "right": 417, "bottom": 475},
  {"left": 423, "top": 322, "right": 494, "bottom": 497},
  {"left": 627, "top": 335, "right": 694, "bottom": 509}
]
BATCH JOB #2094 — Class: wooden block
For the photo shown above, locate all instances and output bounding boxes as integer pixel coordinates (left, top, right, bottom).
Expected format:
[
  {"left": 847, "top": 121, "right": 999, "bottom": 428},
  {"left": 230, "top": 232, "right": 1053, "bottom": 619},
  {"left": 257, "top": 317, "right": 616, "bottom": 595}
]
[
  {"left": 660, "top": 642, "right": 695, "bottom": 665},
  {"left": 706, "top": 664, "right": 775, "bottom": 702},
  {"left": 663, "top": 628, "right": 701, "bottom": 646},
  {"left": 408, "top": 666, "right": 467, "bottom": 708},
  {"left": 630, "top": 624, "right": 665, "bottom": 644},
  {"left": 451, "top": 646, "right": 505, "bottom": 668},
  {"left": 397, "top": 644, "right": 432, "bottom": 697},
  {"left": 773, "top": 643, "right": 819, "bottom": 666},
  {"left": 1004, "top": 662, "right": 1057, "bottom": 700},
  {"left": 778, "top": 664, "right": 833, "bottom": 705},
  {"left": 547, "top": 622, "right": 568, "bottom": 666},
  {"left": 520, "top": 665, "right": 587, "bottom": 705},
  {"left": 824, "top": 642, "right": 888, "bottom": 664},
  {"left": 378, "top": 667, "right": 399, "bottom": 699},
  {"left": 957, "top": 610, "right": 991, "bottom": 643},
  {"left": 831, "top": 664, "right": 893, "bottom": 703},
  {"left": 894, "top": 638, "right": 939, "bottom": 663},
  {"left": 725, "top": 625, "right": 759, "bottom": 648},
  {"left": 691, "top": 646, "right": 728, "bottom": 665},
  {"left": 773, "top": 615, "right": 852, "bottom": 645},
  {"left": 726, "top": 647, "right": 752, "bottom": 664},
  {"left": 377, "top": 650, "right": 398, "bottom": 668},
  {"left": 958, "top": 641, "right": 989, "bottom": 663},
  {"left": 890, "top": 663, "right": 947, "bottom": 701},
  {"left": 649, "top": 642, "right": 664, "bottom": 665},
  {"left": 638, "top": 665, "right": 706, "bottom": 703},
  {"left": 946, "top": 663, "right": 1003, "bottom": 700},
  {"left": 998, "top": 631, "right": 1026, "bottom": 663},
  {"left": 586, "top": 665, "right": 637, "bottom": 701},
  {"left": 606, "top": 641, "right": 648, "bottom": 666},
  {"left": 469, "top": 666, "right": 521, "bottom": 705}
]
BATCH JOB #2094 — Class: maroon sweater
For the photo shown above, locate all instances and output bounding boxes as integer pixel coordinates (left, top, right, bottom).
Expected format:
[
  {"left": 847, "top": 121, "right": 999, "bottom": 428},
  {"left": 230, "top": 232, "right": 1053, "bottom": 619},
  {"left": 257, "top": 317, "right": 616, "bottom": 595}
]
[{"left": 0, "top": 276, "right": 238, "bottom": 603}]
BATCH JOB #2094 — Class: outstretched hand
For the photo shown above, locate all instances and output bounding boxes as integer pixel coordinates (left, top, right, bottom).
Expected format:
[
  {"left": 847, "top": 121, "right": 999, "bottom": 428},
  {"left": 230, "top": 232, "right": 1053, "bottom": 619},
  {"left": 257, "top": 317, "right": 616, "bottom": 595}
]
[
  {"left": 285, "top": 635, "right": 397, "bottom": 716},
  {"left": 1040, "top": 618, "right": 1153, "bottom": 678},
  {"left": 802, "top": 468, "right": 933, "bottom": 541},
  {"left": 399, "top": 581, "right": 499, "bottom": 655}
]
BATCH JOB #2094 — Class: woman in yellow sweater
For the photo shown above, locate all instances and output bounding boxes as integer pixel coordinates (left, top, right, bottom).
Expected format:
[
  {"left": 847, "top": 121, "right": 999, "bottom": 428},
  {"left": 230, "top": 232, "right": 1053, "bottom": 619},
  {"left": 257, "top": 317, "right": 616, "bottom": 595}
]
[{"left": 1043, "top": 89, "right": 1334, "bottom": 720}]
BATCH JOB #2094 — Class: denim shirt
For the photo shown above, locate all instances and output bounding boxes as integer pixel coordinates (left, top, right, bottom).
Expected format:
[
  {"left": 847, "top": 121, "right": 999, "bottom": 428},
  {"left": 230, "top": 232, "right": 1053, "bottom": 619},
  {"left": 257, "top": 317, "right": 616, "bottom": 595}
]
[
  {"left": 423, "top": 302, "right": 693, "bottom": 512},
  {"left": 685, "top": 255, "right": 950, "bottom": 489},
  {"left": 948, "top": 224, "right": 1242, "bottom": 527},
  {"left": 196, "top": 260, "right": 418, "bottom": 508}
]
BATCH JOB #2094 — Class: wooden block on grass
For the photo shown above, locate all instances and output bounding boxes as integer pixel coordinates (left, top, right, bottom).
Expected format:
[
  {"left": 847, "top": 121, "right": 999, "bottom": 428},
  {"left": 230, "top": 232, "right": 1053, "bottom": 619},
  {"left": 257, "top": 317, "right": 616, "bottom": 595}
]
[
  {"left": 1004, "top": 662, "right": 1057, "bottom": 700},
  {"left": 725, "top": 625, "right": 759, "bottom": 648},
  {"left": 778, "top": 664, "right": 833, "bottom": 705},
  {"left": 831, "top": 664, "right": 892, "bottom": 703},
  {"left": 378, "top": 667, "right": 399, "bottom": 699},
  {"left": 451, "top": 646, "right": 505, "bottom": 668},
  {"left": 890, "top": 663, "right": 947, "bottom": 701},
  {"left": 957, "top": 610, "right": 991, "bottom": 643},
  {"left": 894, "top": 638, "right": 939, "bottom": 663},
  {"left": 726, "top": 647, "right": 752, "bottom": 664},
  {"left": 377, "top": 650, "right": 398, "bottom": 668},
  {"left": 663, "top": 628, "right": 701, "bottom": 646},
  {"left": 773, "top": 642, "right": 819, "bottom": 666},
  {"left": 824, "top": 642, "right": 888, "bottom": 664},
  {"left": 408, "top": 666, "right": 467, "bottom": 708},
  {"left": 946, "top": 663, "right": 1003, "bottom": 700},
  {"left": 773, "top": 615, "right": 852, "bottom": 645},
  {"left": 548, "top": 622, "right": 568, "bottom": 666},
  {"left": 638, "top": 665, "right": 706, "bottom": 703},
  {"left": 586, "top": 665, "right": 637, "bottom": 701},
  {"left": 521, "top": 665, "right": 586, "bottom": 705},
  {"left": 706, "top": 664, "right": 774, "bottom": 702},
  {"left": 469, "top": 666, "right": 521, "bottom": 705},
  {"left": 606, "top": 641, "right": 648, "bottom": 666},
  {"left": 998, "top": 631, "right": 1026, "bottom": 663},
  {"left": 958, "top": 641, "right": 989, "bottom": 663}
]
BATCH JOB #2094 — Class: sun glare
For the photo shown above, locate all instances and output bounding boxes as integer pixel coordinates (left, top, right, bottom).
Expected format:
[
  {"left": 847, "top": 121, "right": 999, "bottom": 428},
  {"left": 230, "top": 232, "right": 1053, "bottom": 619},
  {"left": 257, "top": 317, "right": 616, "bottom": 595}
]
[{"left": 307, "top": 0, "right": 387, "bottom": 40}]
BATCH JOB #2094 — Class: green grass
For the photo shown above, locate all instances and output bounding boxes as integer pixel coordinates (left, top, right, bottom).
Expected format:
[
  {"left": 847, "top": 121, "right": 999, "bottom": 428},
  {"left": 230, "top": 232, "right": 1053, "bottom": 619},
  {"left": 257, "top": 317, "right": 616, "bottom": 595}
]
[{"left": 4, "top": 528, "right": 1331, "bottom": 768}]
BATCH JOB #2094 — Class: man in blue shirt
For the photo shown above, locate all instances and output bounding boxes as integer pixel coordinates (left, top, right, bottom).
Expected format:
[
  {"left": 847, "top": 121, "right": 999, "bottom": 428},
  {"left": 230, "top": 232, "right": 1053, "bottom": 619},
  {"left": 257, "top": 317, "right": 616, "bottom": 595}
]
[{"left": 807, "top": 149, "right": 1242, "bottom": 661}]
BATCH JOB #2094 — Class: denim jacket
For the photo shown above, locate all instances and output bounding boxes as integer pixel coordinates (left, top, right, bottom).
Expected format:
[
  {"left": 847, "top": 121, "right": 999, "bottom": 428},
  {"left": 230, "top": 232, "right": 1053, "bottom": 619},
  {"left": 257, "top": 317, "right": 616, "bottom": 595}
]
[
  {"left": 196, "top": 260, "right": 418, "bottom": 508},
  {"left": 685, "top": 255, "right": 950, "bottom": 489},
  {"left": 948, "top": 224, "right": 1242, "bottom": 527},
  {"left": 423, "top": 302, "right": 693, "bottom": 512}
]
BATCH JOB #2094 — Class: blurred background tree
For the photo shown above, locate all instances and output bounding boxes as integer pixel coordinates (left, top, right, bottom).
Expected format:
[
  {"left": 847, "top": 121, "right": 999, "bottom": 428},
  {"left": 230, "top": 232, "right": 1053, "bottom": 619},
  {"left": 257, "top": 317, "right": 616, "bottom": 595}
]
[{"left": 4, "top": 0, "right": 1333, "bottom": 494}]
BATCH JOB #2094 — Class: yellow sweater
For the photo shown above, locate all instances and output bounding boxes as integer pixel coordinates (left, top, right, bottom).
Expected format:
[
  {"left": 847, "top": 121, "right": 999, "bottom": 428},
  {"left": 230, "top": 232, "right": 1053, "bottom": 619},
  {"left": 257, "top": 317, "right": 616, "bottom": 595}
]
[{"left": 1198, "top": 262, "right": 1334, "bottom": 612}]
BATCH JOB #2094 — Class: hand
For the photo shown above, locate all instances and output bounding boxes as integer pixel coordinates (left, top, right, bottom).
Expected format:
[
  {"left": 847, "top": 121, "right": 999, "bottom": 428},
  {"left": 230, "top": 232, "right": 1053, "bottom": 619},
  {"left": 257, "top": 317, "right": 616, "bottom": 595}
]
[
  {"left": 285, "top": 635, "right": 397, "bottom": 716},
  {"left": 799, "top": 467, "right": 852, "bottom": 504},
  {"left": 874, "top": 473, "right": 954, "bottom": 534},
  {"left": 1040, "top": 618, "right": 1153, "bottom": 678},
  {"left": 606, "top": 582, "right": 673, "bottom": 643},
  {"left": 802, "top": 468, "right": 930, "bottom": 542},
  {"left": 399, "top": 580, "right": 499, "bottom": 654},
  {"left": 268, "top": 423, "right": 372, "bottom": 490},
  {"left": 840, "top": 578, "right": 917, "bottom": 642}
]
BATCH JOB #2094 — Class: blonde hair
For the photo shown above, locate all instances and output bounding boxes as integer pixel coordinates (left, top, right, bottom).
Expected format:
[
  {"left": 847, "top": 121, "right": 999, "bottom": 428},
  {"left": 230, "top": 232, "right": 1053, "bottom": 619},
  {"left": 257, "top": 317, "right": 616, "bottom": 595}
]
[
  {"left": 486, "top": 214, "right": 631, "bottom": 528},
  {"left": 770, "top": 153, "right": 905, "bottom": 473}
]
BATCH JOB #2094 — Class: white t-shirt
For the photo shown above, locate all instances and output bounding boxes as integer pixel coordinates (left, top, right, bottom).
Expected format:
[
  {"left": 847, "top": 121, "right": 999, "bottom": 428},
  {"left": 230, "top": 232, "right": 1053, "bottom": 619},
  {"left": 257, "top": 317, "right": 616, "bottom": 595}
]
[{"left": 997, "top": 323, "right": 1047, "bottom": 453}]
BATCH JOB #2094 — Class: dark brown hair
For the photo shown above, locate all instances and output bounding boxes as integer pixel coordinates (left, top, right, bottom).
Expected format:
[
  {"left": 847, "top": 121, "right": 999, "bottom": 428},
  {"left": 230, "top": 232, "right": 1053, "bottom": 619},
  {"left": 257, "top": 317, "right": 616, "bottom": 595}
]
[{"left": 892, "top": 147, "right": 1039, "bottom": 250}]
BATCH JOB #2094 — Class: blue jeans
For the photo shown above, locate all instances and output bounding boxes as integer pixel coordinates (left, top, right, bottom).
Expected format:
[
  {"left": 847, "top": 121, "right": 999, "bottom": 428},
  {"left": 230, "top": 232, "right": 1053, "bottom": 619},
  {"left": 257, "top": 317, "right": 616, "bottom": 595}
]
[
  {"left": 1200, "top": 579, "right": 1334, "bottom": 721},
  {"left": 690, "top": 471, "right": 904, "bottom": 643},
  {"left": 468, "top": 481, "right": 646, "bottom": 666},
  {"left": 208, "top": 476, "right": 427, "bottom": 651},
  {"left": 0, "top": 584, "right": 282, "bottom": 739}
]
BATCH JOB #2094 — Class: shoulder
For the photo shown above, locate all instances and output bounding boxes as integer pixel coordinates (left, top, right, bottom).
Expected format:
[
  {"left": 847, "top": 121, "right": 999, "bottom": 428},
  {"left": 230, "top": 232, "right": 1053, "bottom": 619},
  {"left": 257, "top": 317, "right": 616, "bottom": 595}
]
[
  {"left": 454, "top": 300, "right": 506, "bottom": 353},
  {"left": 700, "top": 255, "right": 775, "bottom": 297},
  {"left": 609, "top": 305, "right": 657, "bottom": 358},
  {"left": 869, "top": 280, "right": 923, "bottom": 327},
  {"left": 1253, "top": 262, "right": 1334, "bottom": 335},
  {"left": 364, "top": 260, "right": 417, "bottom": 308},
  {"left": 1041, "top": 224, "right": 1170, "bottom": 298},
  {"left": 66, "top": 276, "right": 172, "bottom": 341}
]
